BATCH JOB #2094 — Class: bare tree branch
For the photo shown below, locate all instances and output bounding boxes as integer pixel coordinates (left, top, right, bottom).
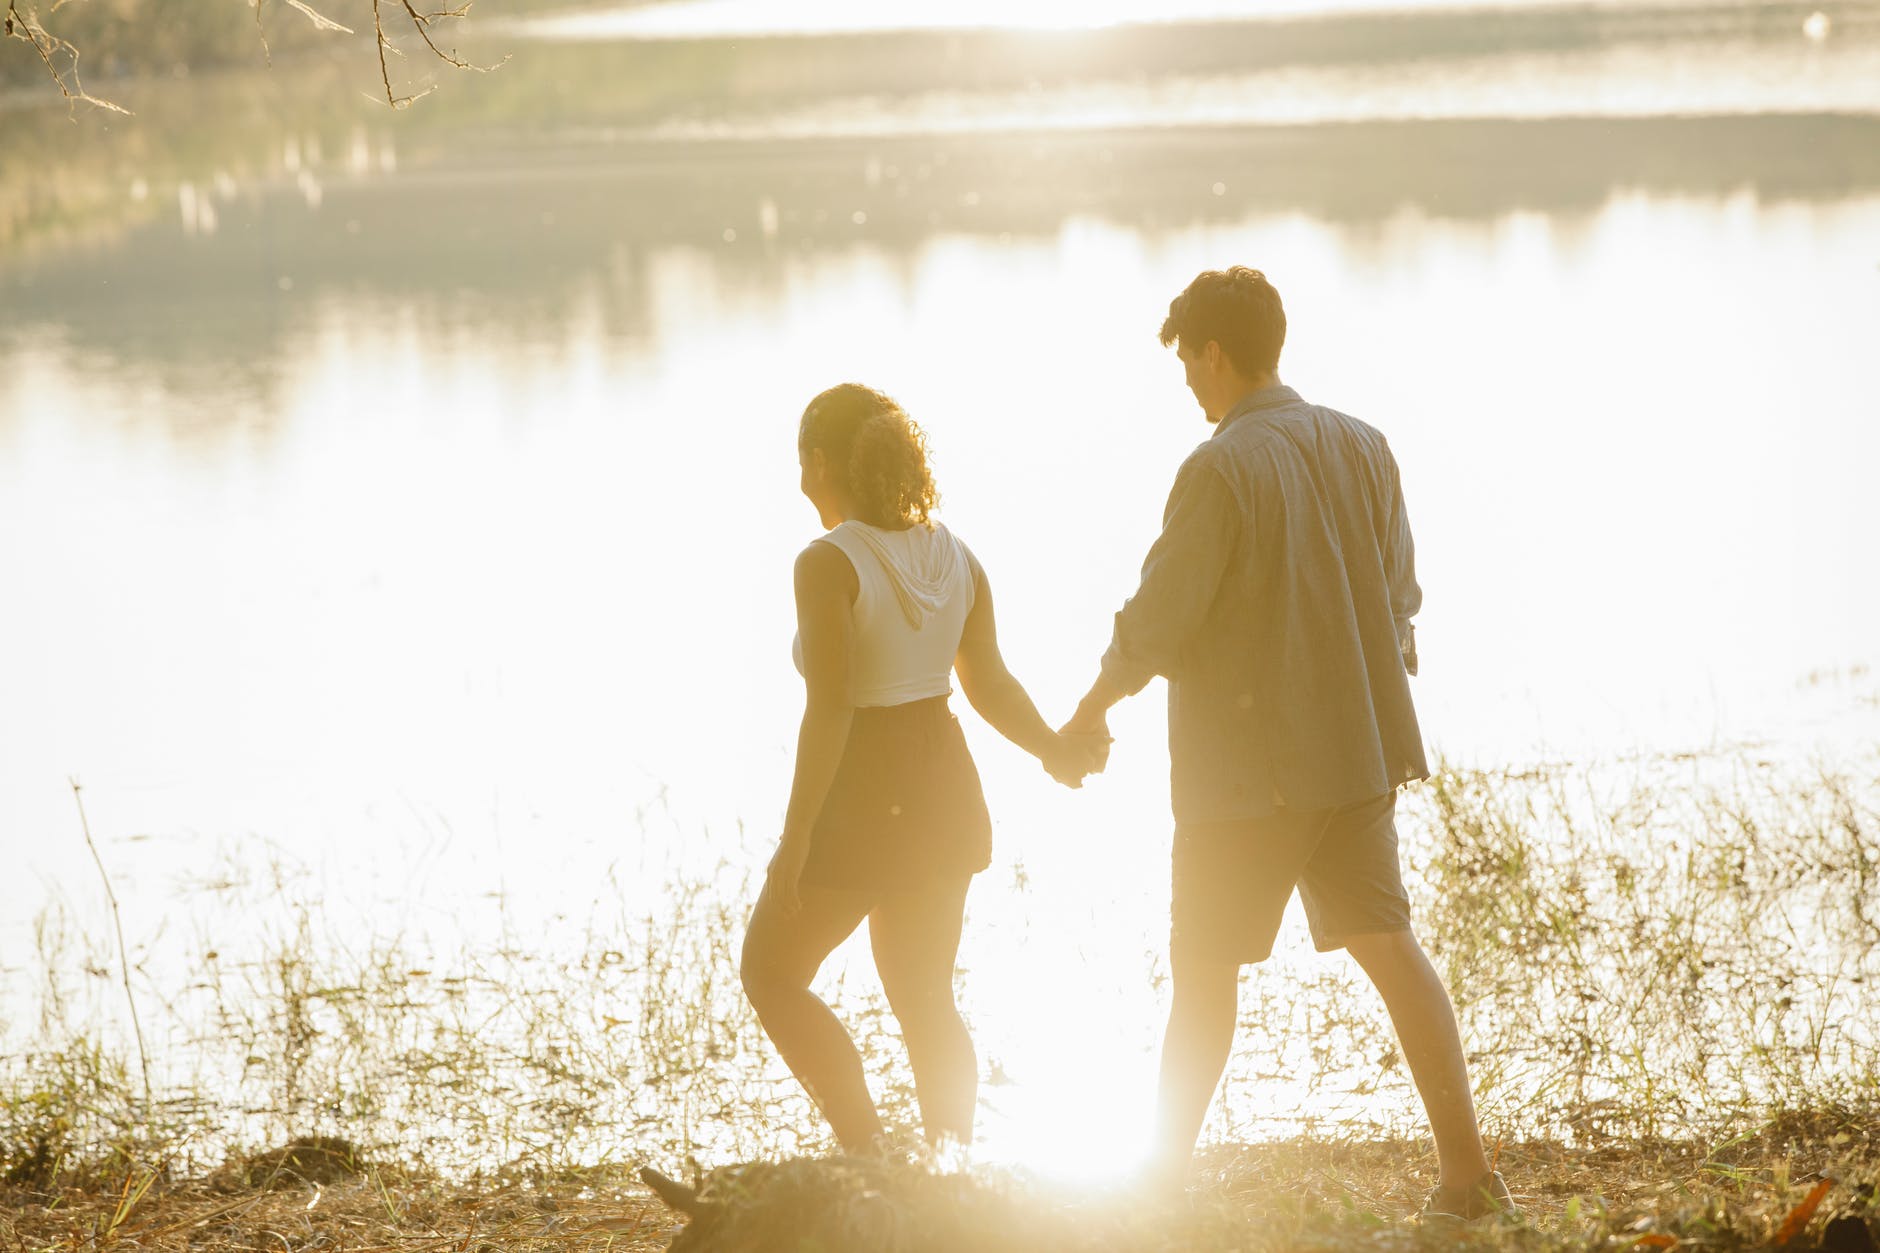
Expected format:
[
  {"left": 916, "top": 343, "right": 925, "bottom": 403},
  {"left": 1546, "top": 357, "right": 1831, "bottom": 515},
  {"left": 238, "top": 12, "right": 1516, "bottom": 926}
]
[
  {"left": 4, "top": 0, "right": 130, "bottom": 115},
  {"left": 286, "top": 0, "right": 355, "bottom": 36},
  {"left": 397, "top": 0, "right": 508, "bottom": 75},
  {"left": 6, "top": 0, "right": 505, "bottom": 113},
  {"left": 371, "top": 0, "right": 430, "bottom": 110}
]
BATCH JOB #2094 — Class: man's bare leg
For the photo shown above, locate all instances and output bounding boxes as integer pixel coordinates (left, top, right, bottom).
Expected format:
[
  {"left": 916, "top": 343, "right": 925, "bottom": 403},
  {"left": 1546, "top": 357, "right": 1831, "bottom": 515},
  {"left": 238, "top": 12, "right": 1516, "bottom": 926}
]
[
  {"left": 1148, "top": 954, "right": 1241, "bottom": 1183},
  {"left": 1343, "top": 928, "right": 1492, "bottom": 1188}
]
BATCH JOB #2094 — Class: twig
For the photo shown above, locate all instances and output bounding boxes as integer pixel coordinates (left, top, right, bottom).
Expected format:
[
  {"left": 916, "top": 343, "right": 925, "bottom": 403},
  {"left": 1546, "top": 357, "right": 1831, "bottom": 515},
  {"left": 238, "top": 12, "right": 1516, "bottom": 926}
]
[
  {"left": 70, "top": 777, "right": 153, "bottom": 1114},
  {"left": 371, "top": 0, "right": 430, "bottom": 109},
  {"left": 4, "top": 0, "right": 130, "bottom": 114},
  {"left": 1774, "top": 1176, "right": 1834, "bottom": 1246},
  {"left": 251, "top": 0, "right": 271, "bottom": 66},
  {"left": 11, "top": 0, "right": 502, "bottom": 112},
  {"left": 398, "top": 0, "right": 509, "bottom": 74},
  {"left": 286, "top": 0, "right": 354, "bottom": 35}
]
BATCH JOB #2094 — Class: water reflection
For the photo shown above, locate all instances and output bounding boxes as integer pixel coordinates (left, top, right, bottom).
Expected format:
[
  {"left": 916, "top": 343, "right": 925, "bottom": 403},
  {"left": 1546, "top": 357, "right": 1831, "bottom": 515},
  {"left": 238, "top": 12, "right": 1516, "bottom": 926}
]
[
  {"left": 8, "top": 115, "right": 1880, "bottom": 402},
  {"left": 6, "top": 176, "right": 1875, "bottom": 827},
  {"left": 4, "top": 134, "right": 1877, "bottom": 880}
]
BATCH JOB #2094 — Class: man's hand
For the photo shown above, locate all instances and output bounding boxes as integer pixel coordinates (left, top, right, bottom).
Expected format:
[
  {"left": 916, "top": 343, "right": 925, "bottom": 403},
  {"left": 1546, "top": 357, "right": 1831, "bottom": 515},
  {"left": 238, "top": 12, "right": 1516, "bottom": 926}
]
[
  {"left": 1040, "top": 730, "right": 1111, "bottom": 788},
  {"left": 765, "top": 836, "right": 811, "bottom": 914},
  {"left": 1058, "top": 706, "right": 1113, "bottom": 778}
]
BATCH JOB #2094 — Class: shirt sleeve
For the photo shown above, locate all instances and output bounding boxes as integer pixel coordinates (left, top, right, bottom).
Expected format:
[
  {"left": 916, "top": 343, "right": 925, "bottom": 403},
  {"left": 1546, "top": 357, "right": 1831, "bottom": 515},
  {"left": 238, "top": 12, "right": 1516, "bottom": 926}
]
[
  {"left": 1099, "top": 454, "right": 1239, "bottom": 696},
  {"left": 1378, "top": 442, "right": 1422, "bottom": 674}
]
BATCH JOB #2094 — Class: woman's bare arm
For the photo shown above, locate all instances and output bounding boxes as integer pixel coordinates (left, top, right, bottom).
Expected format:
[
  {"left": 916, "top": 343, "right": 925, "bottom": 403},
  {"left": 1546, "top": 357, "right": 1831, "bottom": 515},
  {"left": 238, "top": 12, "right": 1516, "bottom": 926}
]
[
  {"left": 954, "top": 549, "right": 1103, "bottom": 786},
  {"left": 771, "top": 541, "right": 858, "bottom": 908}
]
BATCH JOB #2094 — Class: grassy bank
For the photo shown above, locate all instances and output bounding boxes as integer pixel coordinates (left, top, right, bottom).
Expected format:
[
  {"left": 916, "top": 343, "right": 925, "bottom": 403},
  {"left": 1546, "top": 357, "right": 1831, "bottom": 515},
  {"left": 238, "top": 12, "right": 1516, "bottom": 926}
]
[
  {"left": 1, "top": 752, "right": 1876, "bottom": 1246},
  {"left": 2, "top": 1117, "right": 1877, "bottom": 1250}
]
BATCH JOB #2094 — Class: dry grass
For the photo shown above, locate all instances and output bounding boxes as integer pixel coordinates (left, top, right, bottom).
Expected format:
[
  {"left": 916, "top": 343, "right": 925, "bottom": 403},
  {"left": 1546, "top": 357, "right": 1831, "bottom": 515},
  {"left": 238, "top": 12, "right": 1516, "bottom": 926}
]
[
  {"left": 3, "top": 1115, "right": 1877, "bottom": 1252},
  {"left": 0, "top": 1138, "right": 675, "bottom": 1253},
  {"left": 3, "top": 751, "right": 1878, "bottom": 1249}
]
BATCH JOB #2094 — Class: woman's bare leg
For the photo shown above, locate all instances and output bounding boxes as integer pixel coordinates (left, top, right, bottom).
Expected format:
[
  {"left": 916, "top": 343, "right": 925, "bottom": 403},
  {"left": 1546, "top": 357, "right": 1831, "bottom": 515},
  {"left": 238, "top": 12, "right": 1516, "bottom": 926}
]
[
  {"left": 870, "top": 873, "right": 976, "bottom": 1146},
  {"left": 740, "top": 881, "right": 881, "bottom": 1151}
]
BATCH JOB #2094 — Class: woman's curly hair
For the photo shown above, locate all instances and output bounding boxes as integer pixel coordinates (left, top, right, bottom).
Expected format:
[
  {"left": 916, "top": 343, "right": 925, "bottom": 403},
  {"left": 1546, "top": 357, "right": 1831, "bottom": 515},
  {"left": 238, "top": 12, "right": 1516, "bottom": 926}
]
[{"left": 798, "top": 383, "right": 940, "bottom": 528}]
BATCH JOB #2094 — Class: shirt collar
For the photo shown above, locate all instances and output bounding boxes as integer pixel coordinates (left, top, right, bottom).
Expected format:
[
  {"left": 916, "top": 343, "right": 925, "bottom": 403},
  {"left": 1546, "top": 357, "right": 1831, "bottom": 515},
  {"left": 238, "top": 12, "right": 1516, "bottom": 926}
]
[{"left": 1213, "top": 383, "right": 1301, "bottom": 436}]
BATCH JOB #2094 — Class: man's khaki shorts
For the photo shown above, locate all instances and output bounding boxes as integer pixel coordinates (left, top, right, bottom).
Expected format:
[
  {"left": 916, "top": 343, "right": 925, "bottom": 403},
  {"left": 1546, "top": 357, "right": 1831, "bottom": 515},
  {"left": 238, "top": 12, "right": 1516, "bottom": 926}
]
[{"left": 1171, "top": 791, "right": 1412, "bottom": 967}]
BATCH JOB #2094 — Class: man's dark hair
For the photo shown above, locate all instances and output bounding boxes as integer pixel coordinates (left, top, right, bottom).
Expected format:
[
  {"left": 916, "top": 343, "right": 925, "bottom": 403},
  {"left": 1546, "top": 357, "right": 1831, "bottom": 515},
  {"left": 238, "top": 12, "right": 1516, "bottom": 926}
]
[{"left": 1158, "top": 266, "right": 1286, "bottom": 377}]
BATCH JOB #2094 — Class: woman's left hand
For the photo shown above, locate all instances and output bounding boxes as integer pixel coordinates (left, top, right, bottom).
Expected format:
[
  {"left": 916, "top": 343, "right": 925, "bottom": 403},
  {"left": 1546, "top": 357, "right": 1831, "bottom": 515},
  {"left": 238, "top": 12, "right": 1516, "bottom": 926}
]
[{"left": 766, "top": 836, "right": 811, "bottom": 914}]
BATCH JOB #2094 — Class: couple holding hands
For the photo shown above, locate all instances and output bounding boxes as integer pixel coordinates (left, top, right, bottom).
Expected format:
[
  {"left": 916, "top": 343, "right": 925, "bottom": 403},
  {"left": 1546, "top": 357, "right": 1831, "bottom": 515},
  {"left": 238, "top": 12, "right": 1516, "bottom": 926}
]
[{"left": 739, "top": 266, "right": 1514, "bottom": 1220}]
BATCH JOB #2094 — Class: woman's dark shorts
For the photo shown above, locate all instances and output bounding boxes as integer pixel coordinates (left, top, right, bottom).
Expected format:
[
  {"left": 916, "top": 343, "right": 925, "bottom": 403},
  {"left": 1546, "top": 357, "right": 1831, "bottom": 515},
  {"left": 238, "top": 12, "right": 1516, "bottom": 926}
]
[
  {"left": 1171, "top": 791, "right": 1412, "bottom": 966},
  {"left": 800, "top": 694, "right": 992, "bottom": 894}
]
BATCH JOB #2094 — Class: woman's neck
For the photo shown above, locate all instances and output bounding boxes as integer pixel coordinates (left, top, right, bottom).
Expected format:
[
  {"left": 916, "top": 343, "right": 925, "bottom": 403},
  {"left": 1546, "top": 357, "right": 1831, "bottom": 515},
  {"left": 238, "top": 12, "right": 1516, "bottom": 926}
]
[
  {"left": 842, "top": 513, "right": 910, "bottom": 532},
  {"left": 825, "top": 493, "right": 905, "bottom": 531}
]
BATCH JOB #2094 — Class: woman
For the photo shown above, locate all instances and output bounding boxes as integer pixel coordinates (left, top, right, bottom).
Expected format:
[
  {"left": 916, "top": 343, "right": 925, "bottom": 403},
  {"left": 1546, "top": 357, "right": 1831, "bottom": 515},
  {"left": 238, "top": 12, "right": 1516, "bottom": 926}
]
[{"left": 740, "top": 382, "right": 1100, "bottom": 1155}]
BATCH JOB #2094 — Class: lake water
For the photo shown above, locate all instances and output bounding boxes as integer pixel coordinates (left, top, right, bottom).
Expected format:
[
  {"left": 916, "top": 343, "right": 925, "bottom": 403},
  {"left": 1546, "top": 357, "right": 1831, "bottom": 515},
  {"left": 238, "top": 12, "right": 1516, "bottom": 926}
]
[{"left": 2, "top": 0, "right": 1878, "bottom": 1178}]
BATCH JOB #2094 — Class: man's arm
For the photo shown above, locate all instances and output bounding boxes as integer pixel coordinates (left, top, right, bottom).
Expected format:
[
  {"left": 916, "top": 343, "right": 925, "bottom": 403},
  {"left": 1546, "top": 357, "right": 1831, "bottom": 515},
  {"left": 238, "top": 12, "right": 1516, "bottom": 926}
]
[
  {"left": 1379, "top": 441, "right": 1422, "bottom": 676},
  {"left": 1065, "top": 454, "right": 1239, "bottom": 736}
]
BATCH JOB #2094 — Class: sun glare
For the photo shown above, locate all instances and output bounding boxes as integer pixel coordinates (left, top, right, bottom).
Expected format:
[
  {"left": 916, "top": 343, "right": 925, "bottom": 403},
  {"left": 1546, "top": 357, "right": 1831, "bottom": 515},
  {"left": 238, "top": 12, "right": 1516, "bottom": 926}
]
[
  {"left": 975, "top": 1072, "right": 1157, "bottom": 1185},
  {"left": 517, "top": 0, "right": 1531, "bottom": 41}
]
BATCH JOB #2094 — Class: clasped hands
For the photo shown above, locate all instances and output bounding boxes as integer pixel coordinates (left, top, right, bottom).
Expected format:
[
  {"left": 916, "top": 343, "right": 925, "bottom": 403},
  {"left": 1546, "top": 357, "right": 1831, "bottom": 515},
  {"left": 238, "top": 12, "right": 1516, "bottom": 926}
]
[{"left": 1041, "top": 706, "right": 1112, "bottom": 789}]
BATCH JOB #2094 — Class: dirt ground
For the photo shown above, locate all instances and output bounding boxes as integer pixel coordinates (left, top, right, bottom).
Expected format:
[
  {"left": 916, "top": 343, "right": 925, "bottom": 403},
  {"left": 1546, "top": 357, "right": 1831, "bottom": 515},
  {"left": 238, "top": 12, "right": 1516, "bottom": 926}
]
[{"left": 4, "top": 1109, "right": 1877, "bottom": 1252}]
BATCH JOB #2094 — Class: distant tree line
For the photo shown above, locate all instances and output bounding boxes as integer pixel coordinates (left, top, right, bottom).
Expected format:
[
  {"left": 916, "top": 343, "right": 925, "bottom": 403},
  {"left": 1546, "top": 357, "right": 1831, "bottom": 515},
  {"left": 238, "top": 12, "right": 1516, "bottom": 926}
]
[
  {"left": 0, "top": 0, "right": 580, "bottom": 108},
  {"left": 5, "top": 0, "right": 313, "bottom": 98}
]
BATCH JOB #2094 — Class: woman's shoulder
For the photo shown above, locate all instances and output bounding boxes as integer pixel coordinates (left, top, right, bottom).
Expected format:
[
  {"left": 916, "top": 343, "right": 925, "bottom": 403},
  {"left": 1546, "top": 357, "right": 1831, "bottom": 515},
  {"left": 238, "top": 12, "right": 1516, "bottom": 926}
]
[
  {"left": 795, "top": 535, "right": 858, "bottom": 586},
  {"left": 808, "top": 522, "right": 870, "bottom": 562}
]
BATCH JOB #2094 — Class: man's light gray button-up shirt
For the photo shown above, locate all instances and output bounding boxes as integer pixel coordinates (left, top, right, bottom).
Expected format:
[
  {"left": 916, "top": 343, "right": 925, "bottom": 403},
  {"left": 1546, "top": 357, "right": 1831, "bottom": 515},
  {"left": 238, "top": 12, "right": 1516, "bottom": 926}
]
[{"left": 1100, "top": 384, "right": 1430, "bottom": 823}]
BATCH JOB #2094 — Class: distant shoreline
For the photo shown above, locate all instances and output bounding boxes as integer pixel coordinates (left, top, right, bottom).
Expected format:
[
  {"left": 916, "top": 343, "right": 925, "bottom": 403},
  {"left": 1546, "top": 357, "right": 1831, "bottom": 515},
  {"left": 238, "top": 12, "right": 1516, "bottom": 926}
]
[
  {"left": 7, "top": 105, "right": 1880, "bottom": 261},
  {"left": 507, "top": 0, "right": 1867, "bottom": 49}
]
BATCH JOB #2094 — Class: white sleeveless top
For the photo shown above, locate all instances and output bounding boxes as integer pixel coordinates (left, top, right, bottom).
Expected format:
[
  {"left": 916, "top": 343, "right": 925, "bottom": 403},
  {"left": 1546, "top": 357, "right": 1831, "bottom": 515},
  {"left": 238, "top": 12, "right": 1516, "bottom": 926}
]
[{"left": 792, "top": 520, "right": 976, "bottom": 708}]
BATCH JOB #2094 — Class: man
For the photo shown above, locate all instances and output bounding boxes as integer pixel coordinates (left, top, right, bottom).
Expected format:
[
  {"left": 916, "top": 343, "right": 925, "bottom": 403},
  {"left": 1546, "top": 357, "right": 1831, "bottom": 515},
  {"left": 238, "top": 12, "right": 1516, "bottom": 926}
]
[{"left": 1063, "top": 266, "right": 1513, "bottom": 1220}]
